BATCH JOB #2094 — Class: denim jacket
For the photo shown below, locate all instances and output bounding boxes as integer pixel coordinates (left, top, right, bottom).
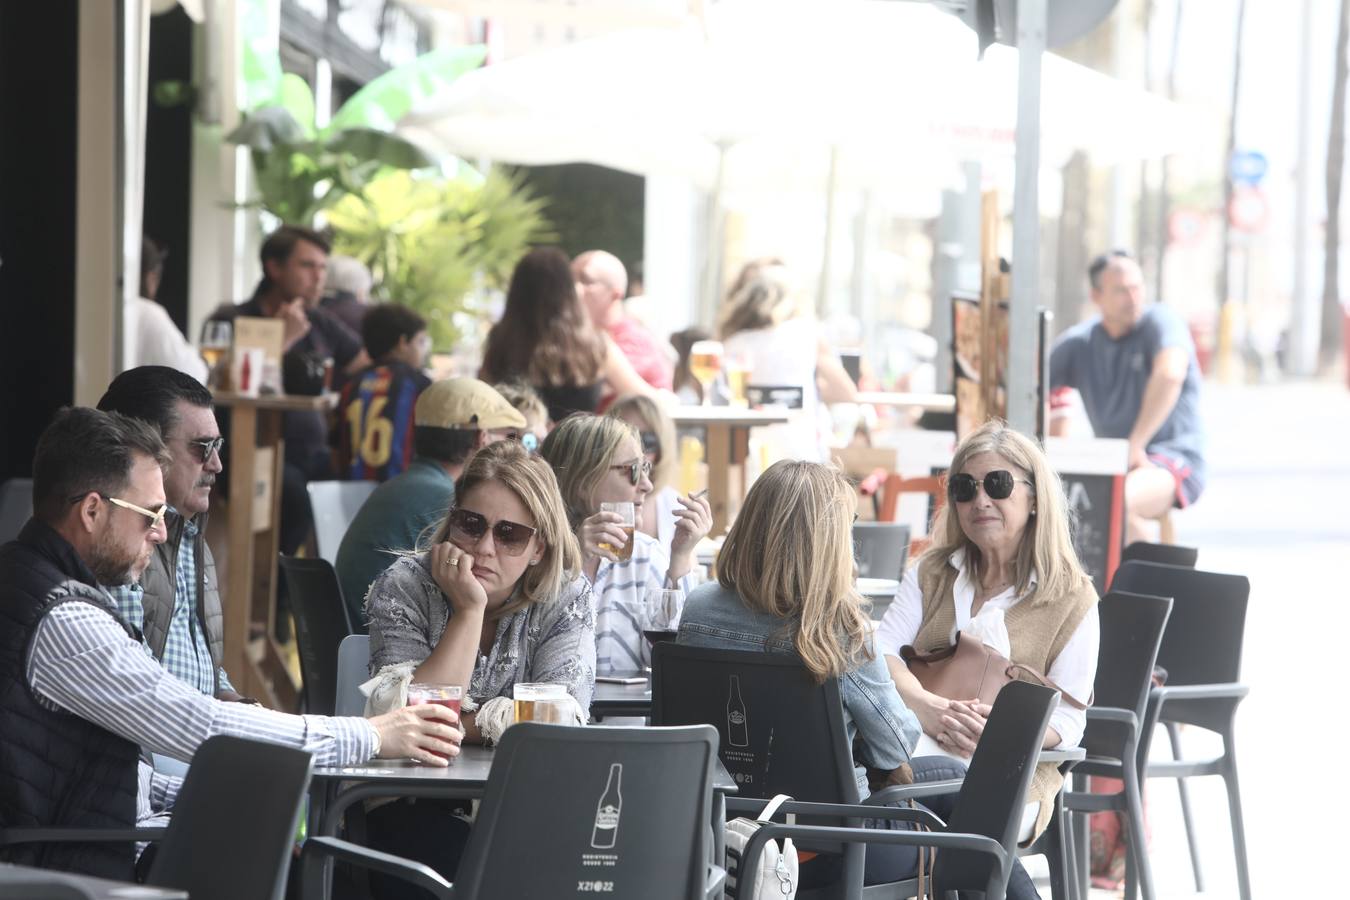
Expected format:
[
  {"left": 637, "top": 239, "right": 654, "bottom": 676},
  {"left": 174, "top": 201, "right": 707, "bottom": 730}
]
[{"left": 676, "top": 581, "right": 921, "bottom": 799}]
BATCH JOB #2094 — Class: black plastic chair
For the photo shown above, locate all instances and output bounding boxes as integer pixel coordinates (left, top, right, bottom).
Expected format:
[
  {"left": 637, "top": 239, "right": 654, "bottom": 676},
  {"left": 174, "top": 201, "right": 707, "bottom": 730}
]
[
  {"left": 853, "top": 522, "right": 911, "bottom": 581},
  {"left": 653, "top": 643, "right": 1050, "bottom": 900},
  {"left": 301, "top": 723, "right": 726, "bottom": 899},
  {"left": 1063, "top": 591, "right": 1174, "bottom": 900},
  {"left": 1109, "top": 561, "right": 1251, "bottom": 900},
  {"left": 733, "top": 681, "right": 1060, "bottom": 900},
  {"left": 0, "top": 735, "right": 313, "bottom": 900},
  {"left": 278, "top": 554, "right": 357, "bottom": 715},
  {"left": 1120, "top": 541, "right": 1198, "bottom": 568}
]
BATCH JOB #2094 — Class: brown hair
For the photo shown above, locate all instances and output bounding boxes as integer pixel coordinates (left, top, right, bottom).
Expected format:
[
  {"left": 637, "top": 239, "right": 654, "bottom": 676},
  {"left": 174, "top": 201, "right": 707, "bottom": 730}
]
[
  {"left": 717, "top": 262, "right": 803, "bottom": 340},
  {"left": 433, "top": 440, "right": 580, "bottom": 615},
  {"left": 717, "top": 460, "right": 871, "bottom": 682},
  {"left": 479, "top": 248, "right": 606, "bottom": 388}
]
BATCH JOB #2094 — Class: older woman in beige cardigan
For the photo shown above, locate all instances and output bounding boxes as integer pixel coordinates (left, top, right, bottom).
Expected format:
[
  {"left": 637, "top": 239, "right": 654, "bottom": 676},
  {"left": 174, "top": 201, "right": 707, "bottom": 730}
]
[{"left": 875, "top": 420, "right": 1099, "bottom": 849}]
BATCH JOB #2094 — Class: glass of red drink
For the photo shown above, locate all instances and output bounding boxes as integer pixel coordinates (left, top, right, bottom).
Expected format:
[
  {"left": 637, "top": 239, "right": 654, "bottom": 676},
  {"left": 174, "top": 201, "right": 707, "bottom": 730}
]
[{"left": 405, "top": 683, "right": 463, "bottom": 762}]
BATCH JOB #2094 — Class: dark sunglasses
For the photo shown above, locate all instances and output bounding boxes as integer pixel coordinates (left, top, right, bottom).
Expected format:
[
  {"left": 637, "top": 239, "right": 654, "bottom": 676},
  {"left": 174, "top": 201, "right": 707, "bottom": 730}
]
[
  {"left": 610, "top": 458, "right": 653, "bottom": 487},
  {"left": 947, "top": 470, "right": 1034, "bottom": 503},
  {"left": 446, "top": 508, "right": 537, "bottom": 556},
  {"left": 186, "top": 436, "right": 225, "bottom": 463}
]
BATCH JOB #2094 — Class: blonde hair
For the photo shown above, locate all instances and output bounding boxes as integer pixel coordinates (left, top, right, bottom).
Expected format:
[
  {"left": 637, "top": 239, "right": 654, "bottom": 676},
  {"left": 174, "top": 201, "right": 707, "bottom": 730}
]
[
  {"left": 717, "top": 261, "right": 803, "bottom": 340},
  {"left": 492, "top": 380, "right": 548, "bottom": 434},
  {"left": 434, "top": 440, "right": 580, "bottom": 616},
  {"left": 717, "top": 460, "right": 872, "bottom": 682},
  {"left": 606, "top": 394, "right": 676, "bottom": 492},
  {"left": 538, "top": 414, "right": 640, "bottom": 528},
  {"left": 923, "top": 420, "right": 1092, "bottom": 605}
]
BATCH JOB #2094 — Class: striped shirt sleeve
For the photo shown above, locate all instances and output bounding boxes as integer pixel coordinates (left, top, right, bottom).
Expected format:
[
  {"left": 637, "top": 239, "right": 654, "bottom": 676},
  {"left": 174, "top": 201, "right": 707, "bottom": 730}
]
[{"left": 27, "top": 600, "right": 377, "bottom": 766}]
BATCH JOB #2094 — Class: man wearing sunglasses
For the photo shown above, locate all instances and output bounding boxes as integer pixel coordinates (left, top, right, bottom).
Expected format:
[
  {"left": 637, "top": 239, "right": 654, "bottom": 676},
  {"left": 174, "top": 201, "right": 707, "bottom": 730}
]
[
  {"left": 336, "top": 378, "right": 526, "bottom": 630},
  {"left": 96, "top": 367, "right": 239, "bottom": 701},
  {"left": 1050, "top": 251, "right": 1206, "bottom": 544},
  {"left": 0, "top": 408, "right": 461, "bottom": 880}
]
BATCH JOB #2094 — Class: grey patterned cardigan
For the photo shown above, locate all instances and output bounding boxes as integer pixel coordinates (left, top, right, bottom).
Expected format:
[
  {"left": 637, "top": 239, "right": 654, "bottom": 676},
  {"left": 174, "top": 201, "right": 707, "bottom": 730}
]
[{"left": 364, "top": 555, "right": 598, "bottom": 715}]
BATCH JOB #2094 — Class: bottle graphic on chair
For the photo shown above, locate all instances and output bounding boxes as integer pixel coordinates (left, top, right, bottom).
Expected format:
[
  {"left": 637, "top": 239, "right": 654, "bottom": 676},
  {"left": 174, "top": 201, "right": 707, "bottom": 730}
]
[
  {"left": 591, "top": 763, "right": 623, "bottom": 849},
  {"left": 727, "top": 675, "right": 749, "bottom": 747}
]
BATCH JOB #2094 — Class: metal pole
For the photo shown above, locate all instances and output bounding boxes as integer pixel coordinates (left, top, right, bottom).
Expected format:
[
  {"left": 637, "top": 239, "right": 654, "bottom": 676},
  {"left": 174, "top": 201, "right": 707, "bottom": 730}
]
[
  {"left": 1290, "top": 0, "right": 1318, "bottom": 375},
  {"left": 1008, "top": 0, "right": 1046, "bottom": 434},
  {"left": 699, "top": 142, "right": 728, "bottom": 327},
  {"left": 817, "top": 144, "right": 841, "bottom": 317}
]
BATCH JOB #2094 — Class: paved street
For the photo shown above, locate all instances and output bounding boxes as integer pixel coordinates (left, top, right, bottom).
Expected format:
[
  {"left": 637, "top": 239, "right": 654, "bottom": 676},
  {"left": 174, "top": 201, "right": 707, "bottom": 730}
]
[{"left": 1067, "top": 377, "right": 1350, "bottom": 898}]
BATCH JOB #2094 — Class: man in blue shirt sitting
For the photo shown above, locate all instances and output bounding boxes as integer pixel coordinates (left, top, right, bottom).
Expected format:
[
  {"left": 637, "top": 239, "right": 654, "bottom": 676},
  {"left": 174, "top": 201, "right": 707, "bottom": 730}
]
[
  {"left": 1050, "top": 250, "right": 1206, "bottom": 544},
  {"left": 335, "top": 378, "right": 526, "bottom": 630}
]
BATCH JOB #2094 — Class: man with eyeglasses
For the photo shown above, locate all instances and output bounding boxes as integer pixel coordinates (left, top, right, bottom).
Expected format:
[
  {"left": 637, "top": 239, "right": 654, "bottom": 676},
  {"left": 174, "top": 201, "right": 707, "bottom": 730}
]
[
  {"left": 336, "top": 378, "right": 526, "bottom": 631},
  {"left": 97, "top": 367, "right": 240, "bottom": 701},
  {"left": 0, "top": 408, "right": 462, "bottom": 880}
]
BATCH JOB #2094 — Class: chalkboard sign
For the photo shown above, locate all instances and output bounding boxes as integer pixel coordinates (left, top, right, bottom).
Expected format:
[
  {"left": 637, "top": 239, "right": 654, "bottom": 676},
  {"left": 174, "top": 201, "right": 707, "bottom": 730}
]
[{"left": 1059, "top": 471, "right": 1125, "bottom": 595}]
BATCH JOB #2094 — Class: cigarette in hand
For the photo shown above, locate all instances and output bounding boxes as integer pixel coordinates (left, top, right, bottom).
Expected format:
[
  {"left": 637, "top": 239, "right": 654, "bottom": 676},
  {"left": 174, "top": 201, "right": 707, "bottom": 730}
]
[{"left": 691, "top": 489, "right": 709, "bottom": 500}]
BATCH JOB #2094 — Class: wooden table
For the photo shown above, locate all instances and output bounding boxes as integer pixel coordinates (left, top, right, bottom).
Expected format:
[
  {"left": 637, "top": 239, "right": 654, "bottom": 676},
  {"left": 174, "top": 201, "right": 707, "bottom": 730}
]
[
  {"left": 0, "top": 862, "right": 187, "bottom": 898},
  {"left": 213, "top": 391, "right": 333, "bottom": 710},
  {"left": 854, "top": 391, "right": 956, "bottom": 413},
  {"left": 669, "top": 407, "right": 790, "bottom": 534}
]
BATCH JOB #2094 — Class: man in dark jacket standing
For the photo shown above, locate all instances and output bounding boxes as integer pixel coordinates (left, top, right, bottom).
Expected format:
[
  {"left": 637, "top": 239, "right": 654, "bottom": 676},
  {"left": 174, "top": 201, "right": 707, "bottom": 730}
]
[
  {"left": 0, "top": 408, "right": 461, "bottom": 880},
  {"left": 98, "top": 366, "right": 237, "bottom": 699}
]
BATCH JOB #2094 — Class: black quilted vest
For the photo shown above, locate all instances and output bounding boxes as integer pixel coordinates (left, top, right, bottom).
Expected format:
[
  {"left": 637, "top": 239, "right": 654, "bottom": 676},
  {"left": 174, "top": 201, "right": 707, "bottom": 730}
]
[{"left": 0, "top": 520, "right": 141, "bottom": 879}]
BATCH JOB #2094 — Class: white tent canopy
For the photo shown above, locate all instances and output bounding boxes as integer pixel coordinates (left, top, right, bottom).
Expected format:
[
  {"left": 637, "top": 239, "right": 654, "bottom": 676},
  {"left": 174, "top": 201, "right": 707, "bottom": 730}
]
[{"left": 396, "top": 1, "right": 1196, "bottom": 197}]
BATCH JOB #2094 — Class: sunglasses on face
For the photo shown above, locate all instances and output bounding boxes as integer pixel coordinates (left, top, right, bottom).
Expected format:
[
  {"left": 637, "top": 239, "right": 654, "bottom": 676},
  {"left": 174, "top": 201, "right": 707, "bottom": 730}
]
[
  {"left": 610, "top": 458, "right": 653, "bottom": 487},
  {"left": 946, "top": 470, "right": 1035, "bottom": 503},
  {"left": 186, "top": 436, "right": 225, "bottom": 463},
  {"left": 445, "top": 508, "right": 537, "bottom": 556},
  {"left": 70, "top": 491, "right": 169, "bottom": 531}
]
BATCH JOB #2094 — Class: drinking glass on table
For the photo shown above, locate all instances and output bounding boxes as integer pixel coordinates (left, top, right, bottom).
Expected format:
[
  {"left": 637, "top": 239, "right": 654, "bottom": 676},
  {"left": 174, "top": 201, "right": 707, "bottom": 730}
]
[
  {"left": 513, "top": 682, "right": 570, "bottom": 725},
  {"left": 405, "top": 683, "right": 463, "bottom": 762},
  {"left": 688, "top": 340, "right": 724, "bottom": 407},
  {"left": 598, "top": 501, "right": 636, "bottom": 561},
  {"left": 199, "top": 320, "right": 232, "bottom": 388},
  {"left": 642, "top": 587, "right": 683, "bottom": 646}
]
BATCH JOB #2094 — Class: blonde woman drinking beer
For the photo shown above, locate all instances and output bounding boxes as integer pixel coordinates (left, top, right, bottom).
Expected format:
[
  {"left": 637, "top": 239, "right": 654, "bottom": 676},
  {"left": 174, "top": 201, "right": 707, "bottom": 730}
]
[{"left": 540, "top": 414, "right": 711, "bottom": 674}]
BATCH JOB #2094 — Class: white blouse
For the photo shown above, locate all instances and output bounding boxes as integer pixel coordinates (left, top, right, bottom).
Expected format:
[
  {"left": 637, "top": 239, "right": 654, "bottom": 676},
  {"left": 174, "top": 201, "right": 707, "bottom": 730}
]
[{"left": 874, "top": 549, "right": 1099, "bottom": 749}]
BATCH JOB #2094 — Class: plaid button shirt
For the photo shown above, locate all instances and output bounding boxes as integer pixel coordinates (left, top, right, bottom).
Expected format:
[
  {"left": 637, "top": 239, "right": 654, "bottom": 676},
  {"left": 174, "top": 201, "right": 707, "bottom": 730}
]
[{"left": 108, "top": 512, "right": 234, "bottom": 696}]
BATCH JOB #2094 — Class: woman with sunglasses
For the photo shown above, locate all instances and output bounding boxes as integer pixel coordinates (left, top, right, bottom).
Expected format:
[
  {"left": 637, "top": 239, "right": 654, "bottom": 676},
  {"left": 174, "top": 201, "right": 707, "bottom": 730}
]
[
  {"left": 540, "top": 414, "right": 711, "bottom": 675},
  {"left": 875, "top": 419, "right": 1099, "bottom": 858},
  {"left": 606, "top": 394, "right": 681, "bottom": 548},
  {"left": 365, "top": 439, "right": 595, "bottom": 734}
]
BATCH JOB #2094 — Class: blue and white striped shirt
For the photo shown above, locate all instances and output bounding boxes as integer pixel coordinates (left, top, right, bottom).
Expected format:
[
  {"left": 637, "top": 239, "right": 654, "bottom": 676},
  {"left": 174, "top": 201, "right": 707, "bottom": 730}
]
[
  {"left": 106, "top": 514, "right": 234, "bottom": 696},
  {"left": 26, "top": 594, "right": 377, "bottom": 826},
  {"left": 590, "top": 531, "right": 695, "bottom": 674}
]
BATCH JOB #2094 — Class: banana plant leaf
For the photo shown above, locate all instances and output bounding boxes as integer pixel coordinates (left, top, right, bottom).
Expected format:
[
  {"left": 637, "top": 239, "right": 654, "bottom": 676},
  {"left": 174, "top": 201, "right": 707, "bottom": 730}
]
[
  {"left": 323, "top": 127, "right": 438, "bottom": 170},
  {"left": 226, "top": 106, "right": 307, "bottom": 152},
  {"left": 324, "top": 46, "right": 488, "bottom": 136}
]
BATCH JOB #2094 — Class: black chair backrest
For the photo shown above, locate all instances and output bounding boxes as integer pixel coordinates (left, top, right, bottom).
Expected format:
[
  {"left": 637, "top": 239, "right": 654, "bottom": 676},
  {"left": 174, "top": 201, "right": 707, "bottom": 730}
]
[
  {"left": 454, "top": 723, "right": 717, "bottom": 900},
  {"left": 651, "top": 643, "right": 860, "bottom": 805},
  {"left": 1121, "top": 541, "right": 1198, "bottom": 568},
  {"left": 1109, "top": 561, "right": 1249, "bottom": 686},
  {"left": 147, "top": 735, "right": 313, "bottom": 900},
  {"left": 852, "top": 522, "right": 911, "bottom": 581},
  {"left": 936, "top": 681, "right": 1058, "bottom": 894},
  {"left": 279, "top": 554, "right": 355, "bottom": 715},
  {"left": 1092, "top": 591, "right": 1173, "bottom": 724},
  {"left": 0, "top": 477, "right": 33, "bottom": 545}
]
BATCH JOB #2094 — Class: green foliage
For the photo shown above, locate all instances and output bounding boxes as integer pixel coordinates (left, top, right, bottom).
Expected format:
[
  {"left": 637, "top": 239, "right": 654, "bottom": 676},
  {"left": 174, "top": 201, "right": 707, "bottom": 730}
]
[
  {"left": 226, "top": 47, "right": 487, "bottom": 226},
  {"left": 327, "top": 169, "right": 553, "bottom": 350}
]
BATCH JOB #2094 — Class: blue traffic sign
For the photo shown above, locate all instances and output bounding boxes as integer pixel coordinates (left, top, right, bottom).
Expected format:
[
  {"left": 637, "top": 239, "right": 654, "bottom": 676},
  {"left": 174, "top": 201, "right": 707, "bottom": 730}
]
[{"left": 1230, "top": 150, "right": 1268, "bottom": 185}]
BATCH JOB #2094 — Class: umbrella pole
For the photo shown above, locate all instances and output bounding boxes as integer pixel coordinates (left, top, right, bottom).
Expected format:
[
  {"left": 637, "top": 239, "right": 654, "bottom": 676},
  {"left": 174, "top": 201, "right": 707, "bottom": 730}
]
[
  {"left": 700, "top": 142, "right": 728, "bottom": 327},
  {"left": 817, "top": 143, "right": 840, "bottom": 318},
  {"left": 1008, "top": 0, "right": 1046, "bottom": 435}
]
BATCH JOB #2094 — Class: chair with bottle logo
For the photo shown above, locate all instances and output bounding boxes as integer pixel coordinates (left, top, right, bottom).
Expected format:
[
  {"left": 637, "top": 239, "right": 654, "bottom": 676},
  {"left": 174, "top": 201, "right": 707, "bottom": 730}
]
[
  {"left": 652, "top": 643, "right": 1055, "bottom": 900},
  {"left": 300, "top": 723, "right": 726, "bottom": 900}
]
